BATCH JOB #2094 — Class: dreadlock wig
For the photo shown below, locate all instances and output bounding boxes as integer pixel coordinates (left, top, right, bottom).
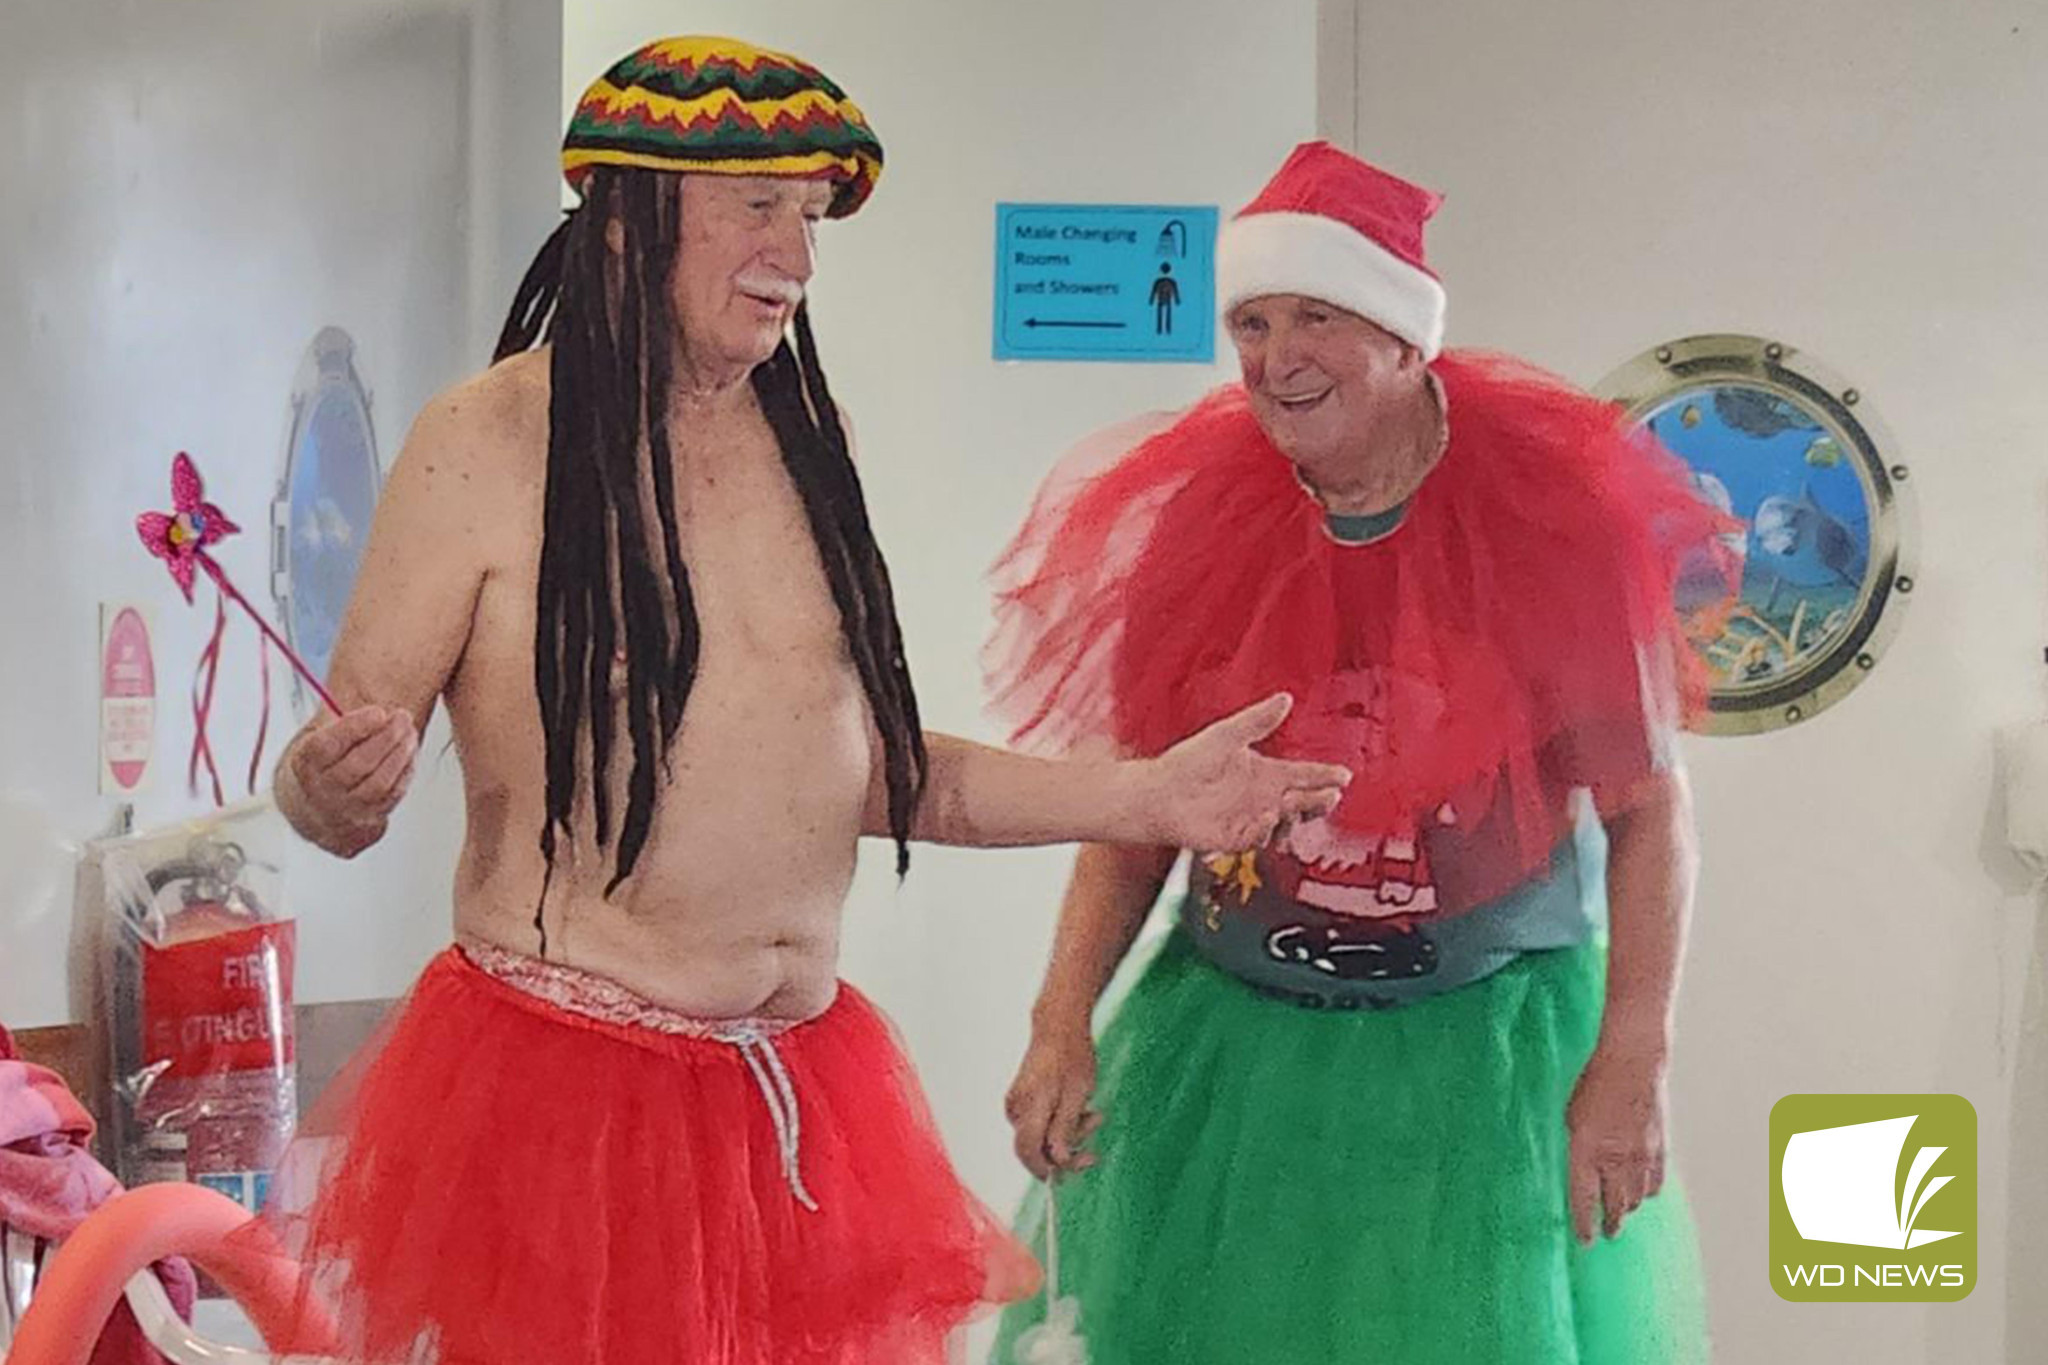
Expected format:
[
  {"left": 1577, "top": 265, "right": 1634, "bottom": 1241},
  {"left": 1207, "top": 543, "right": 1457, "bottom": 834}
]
[{"left": 494, "top": 36, "right": 919, "bottom": 952}]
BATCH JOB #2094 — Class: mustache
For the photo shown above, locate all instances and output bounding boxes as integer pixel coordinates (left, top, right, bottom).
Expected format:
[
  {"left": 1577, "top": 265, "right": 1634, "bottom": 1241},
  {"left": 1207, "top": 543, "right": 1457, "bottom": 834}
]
[{"left": 735, "top": 275, "right": 804, "bottom": 306}]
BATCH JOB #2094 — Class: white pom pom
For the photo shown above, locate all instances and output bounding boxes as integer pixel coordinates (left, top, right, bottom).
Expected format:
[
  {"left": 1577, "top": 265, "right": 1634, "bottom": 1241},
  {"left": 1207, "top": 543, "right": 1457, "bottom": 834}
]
[{"left": 1013, "top": 1295, "right": 1088, "bottom": 1365}]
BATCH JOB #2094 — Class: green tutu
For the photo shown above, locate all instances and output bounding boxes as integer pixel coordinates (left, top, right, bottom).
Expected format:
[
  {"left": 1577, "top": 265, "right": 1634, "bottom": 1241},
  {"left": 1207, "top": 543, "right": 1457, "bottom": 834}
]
[{"left": 991, "top": 930, "right": 1708, "bottom": 1364}]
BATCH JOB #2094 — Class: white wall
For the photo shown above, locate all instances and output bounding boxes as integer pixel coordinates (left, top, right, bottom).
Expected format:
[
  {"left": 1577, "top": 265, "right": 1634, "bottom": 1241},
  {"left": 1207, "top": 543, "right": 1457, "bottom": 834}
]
[
  {"left": 0, "top": 0, "right": 562, "bottom": 1025},
  {"left": 1335, "top": 3, "right": 2048, "bottom": 1361},
  {"left": 564, "top": 0, "right": 1319, "bottom": 1293}
]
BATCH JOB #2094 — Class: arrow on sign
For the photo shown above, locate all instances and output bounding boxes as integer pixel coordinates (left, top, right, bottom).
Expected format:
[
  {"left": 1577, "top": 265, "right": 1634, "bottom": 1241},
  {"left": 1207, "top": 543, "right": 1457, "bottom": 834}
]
[{"left": 1024, "top": 318, "right": 1127, "bottom": 330}]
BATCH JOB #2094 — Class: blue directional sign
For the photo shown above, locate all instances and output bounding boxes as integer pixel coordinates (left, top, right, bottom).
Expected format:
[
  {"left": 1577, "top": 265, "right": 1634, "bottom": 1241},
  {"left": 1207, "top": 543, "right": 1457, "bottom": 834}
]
[{"left": 994, "top": 203, "right": 1218, "bottom": 363}]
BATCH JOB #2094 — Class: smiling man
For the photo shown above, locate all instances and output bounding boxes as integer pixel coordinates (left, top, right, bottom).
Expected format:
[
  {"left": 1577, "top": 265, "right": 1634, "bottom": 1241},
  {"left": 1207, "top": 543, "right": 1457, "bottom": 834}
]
[{"left": 986, "top": 141, "right": 1728, "bottom": 1363}]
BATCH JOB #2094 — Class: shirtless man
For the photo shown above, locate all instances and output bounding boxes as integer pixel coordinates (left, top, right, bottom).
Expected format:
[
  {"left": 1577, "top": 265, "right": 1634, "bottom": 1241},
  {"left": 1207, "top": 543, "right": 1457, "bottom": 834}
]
[{"left": 263, "top": 37, "right": 1346, "bottom": 1365}]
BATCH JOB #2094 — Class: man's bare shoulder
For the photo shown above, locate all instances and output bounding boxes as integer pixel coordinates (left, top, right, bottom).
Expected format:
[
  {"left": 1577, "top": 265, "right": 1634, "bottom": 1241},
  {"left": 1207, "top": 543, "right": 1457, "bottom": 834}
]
[
  {"left": 365, "top": 351, "right": 551, "bottom": 566},
  {"left": 411, "top": 349, "right": 550, "bottom": 475}
]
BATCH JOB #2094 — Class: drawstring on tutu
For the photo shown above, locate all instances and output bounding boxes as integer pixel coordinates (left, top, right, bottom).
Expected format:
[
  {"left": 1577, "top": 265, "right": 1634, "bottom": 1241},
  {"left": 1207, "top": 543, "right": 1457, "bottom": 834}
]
[{"left": 717, "top": 1022, "right": 820, "bottom": 1212}]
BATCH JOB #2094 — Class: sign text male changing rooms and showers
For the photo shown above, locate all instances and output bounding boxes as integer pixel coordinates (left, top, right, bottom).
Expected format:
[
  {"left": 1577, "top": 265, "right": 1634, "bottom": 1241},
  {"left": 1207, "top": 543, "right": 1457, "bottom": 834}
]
[{"left": 994, "top": 203, "right": 1217, "bottom": 363}]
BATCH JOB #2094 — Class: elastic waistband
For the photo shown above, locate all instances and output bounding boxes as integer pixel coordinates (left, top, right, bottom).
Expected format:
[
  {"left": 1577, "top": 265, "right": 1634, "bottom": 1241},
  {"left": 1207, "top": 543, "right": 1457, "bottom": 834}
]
[{"left": 454, "top": 936, "right": 800, "bottom": 1043}]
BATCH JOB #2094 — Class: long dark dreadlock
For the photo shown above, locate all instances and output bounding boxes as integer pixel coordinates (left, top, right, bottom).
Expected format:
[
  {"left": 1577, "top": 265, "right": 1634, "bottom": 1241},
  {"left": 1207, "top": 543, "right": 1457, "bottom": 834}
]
[{"left": 494, "top": 169, "right": 927, "bottom": 954}]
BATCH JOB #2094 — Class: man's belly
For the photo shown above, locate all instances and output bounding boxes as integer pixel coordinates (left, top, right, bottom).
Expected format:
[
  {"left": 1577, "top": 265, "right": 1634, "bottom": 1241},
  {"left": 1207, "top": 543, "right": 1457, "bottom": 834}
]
[
  {"left": 452, "top": 667, "right": 874, "bottom": 1021},
  {"left": 459, "top": 894, "right": 848, "bottom": 1022}
]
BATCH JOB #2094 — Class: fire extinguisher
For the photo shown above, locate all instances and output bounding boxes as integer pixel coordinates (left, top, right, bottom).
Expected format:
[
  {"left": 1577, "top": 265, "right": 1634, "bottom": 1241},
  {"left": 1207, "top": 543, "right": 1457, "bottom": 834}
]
[{"left": 109, "top": 837, "right": 297, "bottom": 1214}]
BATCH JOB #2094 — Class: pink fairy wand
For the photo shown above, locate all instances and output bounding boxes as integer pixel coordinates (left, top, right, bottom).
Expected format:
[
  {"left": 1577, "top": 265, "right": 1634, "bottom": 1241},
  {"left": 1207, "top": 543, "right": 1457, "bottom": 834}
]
[{"left": 136, "top": 452, "right": 341, "bottom": 804}]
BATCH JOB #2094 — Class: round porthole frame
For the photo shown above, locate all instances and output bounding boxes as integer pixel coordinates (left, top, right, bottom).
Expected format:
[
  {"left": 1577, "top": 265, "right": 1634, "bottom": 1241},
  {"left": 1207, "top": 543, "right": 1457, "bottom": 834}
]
[
  {"left": 1595, "top": 334, "right": 1914, "bottom": 736},
  {"left": 270, "top": 327, "right": 384, "bottom": 715}
]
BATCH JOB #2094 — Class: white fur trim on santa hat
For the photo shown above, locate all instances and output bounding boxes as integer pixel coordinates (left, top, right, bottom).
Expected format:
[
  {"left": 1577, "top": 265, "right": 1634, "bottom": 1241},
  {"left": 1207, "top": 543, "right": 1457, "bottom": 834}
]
[{"left": 1218, "top": 211, "right": 1447, "bottom": 360}]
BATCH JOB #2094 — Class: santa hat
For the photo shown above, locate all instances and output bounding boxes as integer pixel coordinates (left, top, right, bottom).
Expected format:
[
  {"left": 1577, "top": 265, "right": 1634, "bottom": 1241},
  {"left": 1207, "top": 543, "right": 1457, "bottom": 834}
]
[{"left": 1218, "top": 141, "right": 1447, "bottom": 359}]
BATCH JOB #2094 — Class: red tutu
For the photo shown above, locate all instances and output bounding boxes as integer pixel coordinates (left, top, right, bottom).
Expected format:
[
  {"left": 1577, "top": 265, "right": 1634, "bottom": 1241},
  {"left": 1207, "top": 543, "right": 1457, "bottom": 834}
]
[
  {"left": 988, "top": 352, "right": 1734, "bottom": 909},
  {"left": 250, "top": 945, "right": 1034, "bottom": 1364}
]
